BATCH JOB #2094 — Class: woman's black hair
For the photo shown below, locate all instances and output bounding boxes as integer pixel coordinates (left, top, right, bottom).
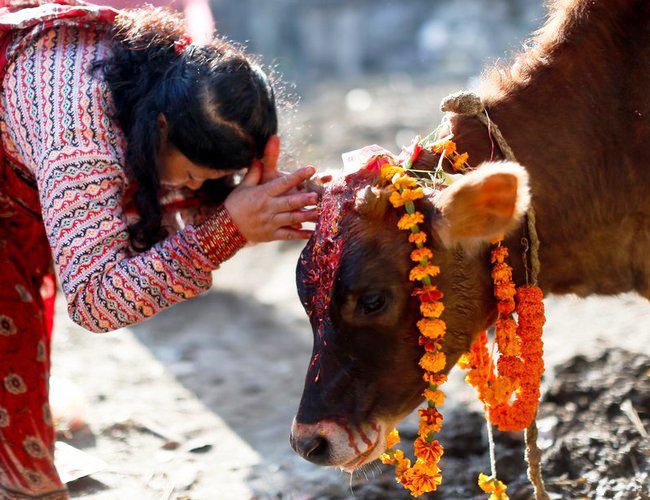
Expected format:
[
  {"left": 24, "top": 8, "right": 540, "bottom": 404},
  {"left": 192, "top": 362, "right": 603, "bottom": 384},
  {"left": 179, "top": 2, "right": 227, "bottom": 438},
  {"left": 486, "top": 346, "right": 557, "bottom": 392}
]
[{"left": 94, "top": 7, "right": 277, "bottom": 251}]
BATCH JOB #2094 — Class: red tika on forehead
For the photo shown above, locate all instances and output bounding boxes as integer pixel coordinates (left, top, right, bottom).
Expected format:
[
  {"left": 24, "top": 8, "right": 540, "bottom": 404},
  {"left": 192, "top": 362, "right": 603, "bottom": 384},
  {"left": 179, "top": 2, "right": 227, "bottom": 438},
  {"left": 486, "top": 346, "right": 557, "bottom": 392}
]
[{"left": 300, "top": 154, "right": 395, "bottom": 342}]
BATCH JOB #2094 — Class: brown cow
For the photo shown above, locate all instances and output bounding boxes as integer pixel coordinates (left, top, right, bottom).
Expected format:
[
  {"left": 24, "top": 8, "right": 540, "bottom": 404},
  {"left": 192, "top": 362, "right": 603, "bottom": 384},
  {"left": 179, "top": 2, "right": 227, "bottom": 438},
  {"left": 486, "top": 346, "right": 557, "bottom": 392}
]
[{"left": 291, "top": 0, "right": 650, "bottom": 472}]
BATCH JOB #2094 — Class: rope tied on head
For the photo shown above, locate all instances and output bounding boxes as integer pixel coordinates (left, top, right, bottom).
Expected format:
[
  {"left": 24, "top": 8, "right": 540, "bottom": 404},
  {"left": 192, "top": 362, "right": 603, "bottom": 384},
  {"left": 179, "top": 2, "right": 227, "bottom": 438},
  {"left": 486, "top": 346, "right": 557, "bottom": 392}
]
[{"left": 439, "top": 90, "right": 540, "bottom": 286}]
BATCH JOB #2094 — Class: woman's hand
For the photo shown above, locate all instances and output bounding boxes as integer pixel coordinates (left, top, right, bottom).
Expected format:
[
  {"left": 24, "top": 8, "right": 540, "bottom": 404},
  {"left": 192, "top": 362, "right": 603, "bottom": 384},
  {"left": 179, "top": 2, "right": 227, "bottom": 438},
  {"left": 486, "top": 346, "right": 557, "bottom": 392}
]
[{"left": 224, "top": 162, "right": 319, "bottom": 243}]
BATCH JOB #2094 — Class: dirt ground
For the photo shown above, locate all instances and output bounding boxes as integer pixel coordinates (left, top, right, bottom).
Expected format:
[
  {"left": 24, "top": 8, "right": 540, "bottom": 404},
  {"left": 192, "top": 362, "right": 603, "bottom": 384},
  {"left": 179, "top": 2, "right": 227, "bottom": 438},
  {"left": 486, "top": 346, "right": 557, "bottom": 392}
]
[{"left": 50, "top": 81, "right": 650, "bottom": 499}]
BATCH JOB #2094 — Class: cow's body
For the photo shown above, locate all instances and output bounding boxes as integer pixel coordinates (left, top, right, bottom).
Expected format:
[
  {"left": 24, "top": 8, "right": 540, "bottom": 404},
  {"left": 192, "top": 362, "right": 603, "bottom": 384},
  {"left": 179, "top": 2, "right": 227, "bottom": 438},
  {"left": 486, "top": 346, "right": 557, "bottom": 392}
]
[{"left": 291, "top": 0, "right": 650, "bottom": 471}]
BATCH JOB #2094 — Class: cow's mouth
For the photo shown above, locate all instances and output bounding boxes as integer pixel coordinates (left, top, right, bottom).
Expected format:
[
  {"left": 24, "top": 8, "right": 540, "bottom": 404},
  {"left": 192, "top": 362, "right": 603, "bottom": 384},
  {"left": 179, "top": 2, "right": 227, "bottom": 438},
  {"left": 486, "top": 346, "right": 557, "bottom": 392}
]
[{"left": 340, "top": 436, "right": 381, "bottom": 472}]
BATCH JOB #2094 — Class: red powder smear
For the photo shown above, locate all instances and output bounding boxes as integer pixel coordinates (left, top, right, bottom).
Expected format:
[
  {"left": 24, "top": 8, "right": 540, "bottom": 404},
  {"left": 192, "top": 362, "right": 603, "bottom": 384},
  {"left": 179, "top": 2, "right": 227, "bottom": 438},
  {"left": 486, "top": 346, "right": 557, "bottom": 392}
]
[{"left": 301, "top": 155, "right": 394, "bottom": 332}]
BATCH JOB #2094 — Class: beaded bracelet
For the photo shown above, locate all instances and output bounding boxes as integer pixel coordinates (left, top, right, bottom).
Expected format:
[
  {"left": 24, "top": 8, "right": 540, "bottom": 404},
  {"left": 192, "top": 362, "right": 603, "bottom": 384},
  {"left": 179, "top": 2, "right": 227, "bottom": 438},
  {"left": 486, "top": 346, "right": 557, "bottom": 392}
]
[{"left": 195, "top": 205, "right": 246, "bottom": 267}]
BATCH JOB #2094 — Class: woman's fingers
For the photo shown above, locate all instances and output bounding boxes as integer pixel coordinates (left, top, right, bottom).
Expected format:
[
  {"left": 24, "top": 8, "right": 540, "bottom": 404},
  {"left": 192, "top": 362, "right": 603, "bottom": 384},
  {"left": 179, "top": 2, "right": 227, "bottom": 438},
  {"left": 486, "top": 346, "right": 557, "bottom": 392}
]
[
  {"left": 264, "top": 166, "right": 315, "bottom": 196},
  {"left": 262, "top": 135, "right": 280, "bottom": 178},
  {"left": 273, "top": 227, "right": 313, "bottom": 240},
  {"left": 239, "top": 161, "right": 263, "bottom": 187},
  {"left": 263, "top": 135, "right": 280, "bottom": 168},
  {"left": 272, "top": 192, "right": 318, "bottom": 212},
  {"left": 272, "top": 208, "right": 319, "bottom": 227}
]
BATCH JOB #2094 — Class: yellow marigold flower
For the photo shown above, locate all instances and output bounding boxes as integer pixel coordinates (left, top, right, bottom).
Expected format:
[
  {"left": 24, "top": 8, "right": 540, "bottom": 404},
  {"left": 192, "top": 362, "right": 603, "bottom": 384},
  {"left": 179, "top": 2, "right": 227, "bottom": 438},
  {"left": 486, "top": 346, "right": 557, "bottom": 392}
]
[
  {"left": 385, "top": 428, "right": 400, "bottom": 449},
  {"left": 423, "top": 388, "right": 445, "bottom": 406},
  {"left": 408, "top": 232, "right": 427, "bottom": 245},
  {"left": 457, "top": 353, "right": 472, "bottom": 369},
  {"left": 380, "top": 452, "right": 396, "bottom": 465},
  {"left": 389, "top": 190, "right": 405, "bottom": 208},
  {"left": 393, "top": 174, "right": 418, "bottom": 190},
  {"left": 409, "top": 264, "right": 440, "bottom": 281},
  {"left": 395, "top": 453, "right": 411, "bottom": 479},
  {"left": 397, "top": 212, "right": 424, "bottom": 231},
  {"left": 420, "top": 300, "right": 444, "bottom": 318},
  {"left": 401, "top": 187, "right": 424, "bottom": 202},
  {"left": 380, "top": 165, "right": 402, "bottom": 182},
  {"left": 410, "top": 247, "right": 433, "bottom": 262},
  {"left": 453, "top": 152, "right": 469, "bottom": 171},
  {"left": 419, "top": 351, "right": 446, "bottom": 373},
  {"left": 478, "top": 473, "right": 509, "bottom": 500},
  {"left": 417, "top": 318, "right": 446, "bottom": 339}
]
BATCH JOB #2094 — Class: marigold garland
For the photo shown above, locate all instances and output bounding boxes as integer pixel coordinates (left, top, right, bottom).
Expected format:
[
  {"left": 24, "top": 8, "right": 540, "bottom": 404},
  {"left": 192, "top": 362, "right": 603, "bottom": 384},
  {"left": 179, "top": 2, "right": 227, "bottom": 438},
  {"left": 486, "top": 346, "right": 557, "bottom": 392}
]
[
  {"left": 458, "top": 244, "right": 546, "bottom": 497},
  {"left": 378, "top": 141, "right": 448, "bottom": 496}
]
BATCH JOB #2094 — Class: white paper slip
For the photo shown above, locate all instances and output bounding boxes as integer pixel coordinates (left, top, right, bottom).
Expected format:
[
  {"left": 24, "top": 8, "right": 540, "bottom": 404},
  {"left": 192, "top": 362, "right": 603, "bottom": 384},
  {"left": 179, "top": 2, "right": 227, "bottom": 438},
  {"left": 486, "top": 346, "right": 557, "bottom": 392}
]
[{"left": 54, "top": 441, "right": 107, "bottom": 484}]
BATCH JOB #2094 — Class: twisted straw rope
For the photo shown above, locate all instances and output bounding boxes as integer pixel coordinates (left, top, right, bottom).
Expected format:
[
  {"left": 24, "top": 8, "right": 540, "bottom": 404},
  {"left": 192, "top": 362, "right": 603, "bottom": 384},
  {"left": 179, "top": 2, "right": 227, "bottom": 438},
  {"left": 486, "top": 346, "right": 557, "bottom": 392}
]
[{"left": 440, "top": 91, "right": 549, "bottom": 500}]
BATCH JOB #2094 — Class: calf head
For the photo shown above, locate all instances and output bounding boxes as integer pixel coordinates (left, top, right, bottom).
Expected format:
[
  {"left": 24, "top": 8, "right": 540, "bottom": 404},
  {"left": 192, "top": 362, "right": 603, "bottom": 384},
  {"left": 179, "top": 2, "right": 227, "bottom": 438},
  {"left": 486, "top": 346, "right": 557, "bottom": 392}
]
[{"left": 291, "top": 151, "right": 530, "bottom": 471}]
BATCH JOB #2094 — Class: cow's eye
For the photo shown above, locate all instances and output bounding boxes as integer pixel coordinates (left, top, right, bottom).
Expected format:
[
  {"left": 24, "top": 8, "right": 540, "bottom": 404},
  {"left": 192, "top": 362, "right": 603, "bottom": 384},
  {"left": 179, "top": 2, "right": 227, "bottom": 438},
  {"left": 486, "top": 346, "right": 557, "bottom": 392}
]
[{"left": 358, "top": 292, "right": 386, "bottom": 315}]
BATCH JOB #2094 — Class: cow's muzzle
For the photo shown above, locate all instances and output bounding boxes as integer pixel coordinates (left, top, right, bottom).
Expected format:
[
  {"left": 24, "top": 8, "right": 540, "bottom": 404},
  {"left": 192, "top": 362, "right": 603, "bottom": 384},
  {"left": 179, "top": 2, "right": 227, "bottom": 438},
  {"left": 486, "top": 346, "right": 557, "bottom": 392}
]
[{"left": 290, "top": 417, "right": 385, "bottom": 470}]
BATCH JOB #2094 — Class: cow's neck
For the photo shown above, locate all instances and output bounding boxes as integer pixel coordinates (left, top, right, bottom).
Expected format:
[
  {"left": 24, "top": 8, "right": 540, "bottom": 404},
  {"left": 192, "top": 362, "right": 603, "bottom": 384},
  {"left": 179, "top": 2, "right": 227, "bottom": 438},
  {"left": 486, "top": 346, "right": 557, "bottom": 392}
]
[{"left": 451, "top": 0, "right": 650, "bottom": 299}]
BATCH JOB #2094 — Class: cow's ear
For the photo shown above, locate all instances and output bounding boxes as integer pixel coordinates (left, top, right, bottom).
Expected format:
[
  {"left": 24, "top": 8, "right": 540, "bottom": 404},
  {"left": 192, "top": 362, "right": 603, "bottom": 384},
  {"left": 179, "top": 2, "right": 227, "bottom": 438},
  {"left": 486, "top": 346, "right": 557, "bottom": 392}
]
[{"left": 433, "top": 161, "right": 530, "bottom": 248}]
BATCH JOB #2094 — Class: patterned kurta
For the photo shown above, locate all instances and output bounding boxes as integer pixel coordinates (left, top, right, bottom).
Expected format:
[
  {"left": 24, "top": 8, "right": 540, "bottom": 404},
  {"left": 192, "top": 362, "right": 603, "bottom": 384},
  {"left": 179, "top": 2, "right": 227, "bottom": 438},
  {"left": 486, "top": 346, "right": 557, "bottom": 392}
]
[{"left": 0, "top": 2, "right": 244, "bottom": 497}]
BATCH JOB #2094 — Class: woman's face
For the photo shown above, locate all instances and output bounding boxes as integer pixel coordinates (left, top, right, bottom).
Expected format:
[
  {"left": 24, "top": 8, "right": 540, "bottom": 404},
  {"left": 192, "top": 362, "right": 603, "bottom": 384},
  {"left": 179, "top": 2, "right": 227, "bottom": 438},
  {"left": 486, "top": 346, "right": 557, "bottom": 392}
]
[{"left": 159, "top": 143, "right": 233, "bottom": 191}]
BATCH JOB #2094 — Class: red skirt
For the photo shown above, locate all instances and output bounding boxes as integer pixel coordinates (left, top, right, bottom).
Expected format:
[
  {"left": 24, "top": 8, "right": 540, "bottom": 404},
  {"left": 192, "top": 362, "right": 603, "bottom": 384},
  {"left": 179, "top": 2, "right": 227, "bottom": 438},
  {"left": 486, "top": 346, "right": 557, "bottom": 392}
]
[{"left": 0, "top": 169, "right": 66, "bottom": 497}]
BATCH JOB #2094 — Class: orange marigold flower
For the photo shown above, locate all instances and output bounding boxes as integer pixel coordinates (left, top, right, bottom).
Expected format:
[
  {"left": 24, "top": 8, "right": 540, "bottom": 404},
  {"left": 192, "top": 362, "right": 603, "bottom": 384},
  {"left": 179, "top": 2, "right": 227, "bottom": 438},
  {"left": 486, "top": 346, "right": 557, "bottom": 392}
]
[
  {"left": 490, "top": 246, "right": 509, "bottom": 264},
  {"left": 414, "top": 437, "right": 445, "bottom": 463},
  {"left": 432, "top": 139, "right": 456, "bottom": 156},
  {"left": 497, "top": 299, "right": 516, "bottom": 316},
  {"left": 408, "top": 232, "right": 427, "bottom": 245},
  {"left": 418, "top": 406, "right": 443, "bottom": 424},
  {"left": 516, "top": 285, "right": 543, "bottom": 303},
  {"left": 401, "top": 187, "right": 424, "bottom": 202},
  {"left": 395, "top": 453, "right": 412, "bottom": 479},
  {"left": 494, "top": 282, "right": 516, "bottom": 301},
  {"left": 412, "top": 284, "right": 443, "bottom": 302},
  {"left": 495, "top": 318, "right": 519, "bottom": 356},
  {"left": 452, "top": 152, "right": 469, "bottom": 171},
  {"left": 397, "top": 212, "right": 425, "bottom": 231},
  {"left": 423, "top": 372, "right": 448, "bottom": 386},
  {"left": 424, "top": 389, "right": 445, "bottom": 406},
  {"left": 389, "top": 190, "right": 406, "bottom": 208},
  {"left": 418, "top": 418, "right": 443, "bottom": 437},
  {"left": 417, "top": 318, "right": 446, "bottom": 340},
  {"left": 486, "top": 375, "right": 517, "bottom": 406},
  {"left": 410, "top": 247, "right": 433, "bottom": 262},
  {"left": 419, "top": 351, "right": 446, "bottom": 373},
  {"left": 402, "top": 460, "right": 443, "bottom": 495},
  {"left": 409, "top": 264, "right": 441, "bottom": 282},
  {"left": 419, "top": 337, "right": 442, "bottom": 353},
  {"left": 497, "top": 355, "right": 525, "bottom": 380},
  {"left": 393, "top": 174, "right": 419, "bottom": 191},
  {"left": 385, "top": 428, "right": 400, "bottom": 449},
  {"left": 491, "top": 262, "right": 513, "bottom": 285},
  {"left": 420, "top": 300, "right": 444, "bottom": 318}
]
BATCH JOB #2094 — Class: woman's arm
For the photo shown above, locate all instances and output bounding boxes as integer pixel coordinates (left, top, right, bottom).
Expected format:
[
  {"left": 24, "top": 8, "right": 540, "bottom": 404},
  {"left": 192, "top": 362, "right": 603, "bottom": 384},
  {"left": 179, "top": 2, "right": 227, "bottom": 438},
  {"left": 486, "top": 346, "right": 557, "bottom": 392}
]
[{"left": 2, "top": 24, "right": 242, "bottom": 332}]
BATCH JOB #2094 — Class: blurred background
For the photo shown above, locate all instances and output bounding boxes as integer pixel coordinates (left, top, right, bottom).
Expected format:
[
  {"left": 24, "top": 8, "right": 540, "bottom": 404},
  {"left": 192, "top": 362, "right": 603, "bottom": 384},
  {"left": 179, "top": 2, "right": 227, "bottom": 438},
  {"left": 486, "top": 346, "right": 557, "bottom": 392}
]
[{"left": 51, "top": 1, "right": 650, "bottom": 499}]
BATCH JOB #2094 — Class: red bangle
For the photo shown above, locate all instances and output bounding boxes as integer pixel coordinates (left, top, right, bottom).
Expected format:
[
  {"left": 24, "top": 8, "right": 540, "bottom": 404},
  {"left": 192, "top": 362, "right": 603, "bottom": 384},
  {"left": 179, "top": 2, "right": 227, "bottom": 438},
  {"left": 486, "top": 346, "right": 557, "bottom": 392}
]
[{"left": 195, "top": 206, "right": 246, "bottom": 266}]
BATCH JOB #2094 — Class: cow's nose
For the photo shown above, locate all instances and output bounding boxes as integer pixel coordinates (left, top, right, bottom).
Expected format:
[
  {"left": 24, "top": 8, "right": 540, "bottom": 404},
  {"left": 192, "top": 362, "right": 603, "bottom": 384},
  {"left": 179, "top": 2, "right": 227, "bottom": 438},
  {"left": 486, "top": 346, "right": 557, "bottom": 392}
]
[{"left": 291, "top": 434, "right": 331, "bottom": 465}]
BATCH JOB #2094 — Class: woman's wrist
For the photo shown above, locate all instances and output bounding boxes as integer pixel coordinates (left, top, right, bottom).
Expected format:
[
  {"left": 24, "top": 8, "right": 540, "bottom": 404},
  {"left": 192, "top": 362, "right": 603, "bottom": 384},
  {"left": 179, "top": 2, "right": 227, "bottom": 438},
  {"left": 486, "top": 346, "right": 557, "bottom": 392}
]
[{"left": 194, "top": 205, "right": 247, "bottom": 266}]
